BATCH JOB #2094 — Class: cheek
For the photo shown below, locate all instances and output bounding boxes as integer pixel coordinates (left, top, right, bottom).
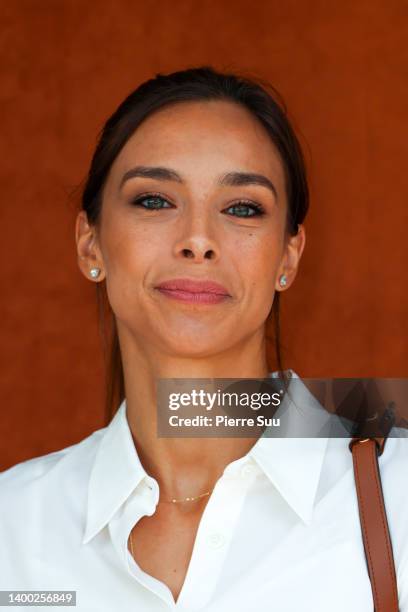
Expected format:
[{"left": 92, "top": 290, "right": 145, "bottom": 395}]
[
  {"left": 99, "top": 219, "right": 161, "bottom": 318},
  {"left": 237, "top": 233, "right": 281, "bottom": 298},
  {"left": 104, "top": 225, "right": 149, "bottom": 273},
  {"left": 222, "top": 231, "right": 282, "bottom": 333}
]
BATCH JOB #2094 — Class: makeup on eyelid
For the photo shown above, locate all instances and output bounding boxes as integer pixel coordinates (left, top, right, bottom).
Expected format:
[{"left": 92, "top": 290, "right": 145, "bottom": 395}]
[{"left": 130, "top": 192, "right": 266, "bottom": 217}]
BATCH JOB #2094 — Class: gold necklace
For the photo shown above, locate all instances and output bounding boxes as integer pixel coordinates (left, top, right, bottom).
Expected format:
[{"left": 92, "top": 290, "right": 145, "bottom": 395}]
[
  {"left": 130, "top": 530, "right": 135, "bottom": 559},
  {"left": 161, "top": 489, "right": 213, "bottom": 503},
  {"left": 128, "top": 488, "right": 213, "bottom": 559}
]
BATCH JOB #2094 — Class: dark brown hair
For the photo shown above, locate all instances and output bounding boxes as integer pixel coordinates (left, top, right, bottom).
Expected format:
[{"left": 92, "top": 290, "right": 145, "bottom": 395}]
[{"left": 80, "top": 66, "right": 310, "bottom": 424}]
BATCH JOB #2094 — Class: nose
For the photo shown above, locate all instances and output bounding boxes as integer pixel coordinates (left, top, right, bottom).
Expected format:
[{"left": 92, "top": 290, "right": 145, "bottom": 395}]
[{"left": 173, "top": 208, "right": 219, "bottom": 262}]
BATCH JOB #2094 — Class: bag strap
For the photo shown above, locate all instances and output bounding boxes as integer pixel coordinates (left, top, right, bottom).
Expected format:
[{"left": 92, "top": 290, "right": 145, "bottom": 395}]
[{"left": 349, "top": 437, "right": 399, "bottom": 611}]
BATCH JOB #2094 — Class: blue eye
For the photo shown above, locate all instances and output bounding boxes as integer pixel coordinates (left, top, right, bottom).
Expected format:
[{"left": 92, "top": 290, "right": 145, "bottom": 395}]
[
  {"left": 131, "top": 194, "right": 172, "bottom": 210},
  {"left": 224, "top": 202, "right": 265, "bottom": 217},
  {"left": 130, "top": 193, "right": 265, "bottom": 217}
]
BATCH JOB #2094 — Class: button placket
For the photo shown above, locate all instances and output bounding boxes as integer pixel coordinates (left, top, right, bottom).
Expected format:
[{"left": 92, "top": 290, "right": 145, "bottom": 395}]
[
  {"left": 175, "top": 475, "right": 248, "bottom": 610},
  {"left": 208, "top": 532, "right": 226, "bottom": 549},
  {"left": 240, "top": 463, "right": 256, "bottom": 478}
]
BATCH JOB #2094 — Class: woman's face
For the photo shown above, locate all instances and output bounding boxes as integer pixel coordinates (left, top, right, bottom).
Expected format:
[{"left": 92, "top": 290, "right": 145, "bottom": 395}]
[{"left": 76, "top": 100, "right": 305, "bottom": 357}]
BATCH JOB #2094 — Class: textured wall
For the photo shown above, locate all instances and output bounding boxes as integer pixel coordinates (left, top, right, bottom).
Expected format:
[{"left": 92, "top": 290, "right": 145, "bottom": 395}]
[{"left": 1, "top": 0, "right": 407, "bottom": 469}]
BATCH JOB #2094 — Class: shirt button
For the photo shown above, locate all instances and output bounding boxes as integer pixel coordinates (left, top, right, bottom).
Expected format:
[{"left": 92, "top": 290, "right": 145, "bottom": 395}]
[
  {"left": 142, "top": 479, "right": 158, "bottom": 500},
  {"left": 208, "top": 532, "right": 225, "bottom": 549},
  {"left": 240, "top": 463, "right": 255, "bottom": 478}
]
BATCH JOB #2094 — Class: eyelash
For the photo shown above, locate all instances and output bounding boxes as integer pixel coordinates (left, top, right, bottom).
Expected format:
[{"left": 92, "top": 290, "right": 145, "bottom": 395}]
[{"left": 130, "top": 192, "right": 266, "bottom": 218}]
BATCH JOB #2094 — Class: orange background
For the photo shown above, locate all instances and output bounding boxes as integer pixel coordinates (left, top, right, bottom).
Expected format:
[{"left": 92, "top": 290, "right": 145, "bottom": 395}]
[{"left": 1, "top": 0, "right": 407, "bottom": 470}]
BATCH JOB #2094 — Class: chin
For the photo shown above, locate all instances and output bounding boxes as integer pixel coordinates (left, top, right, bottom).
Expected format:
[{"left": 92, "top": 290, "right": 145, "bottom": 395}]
[{"left": 166, "top": 340, "right": 221, "bottom": 358}]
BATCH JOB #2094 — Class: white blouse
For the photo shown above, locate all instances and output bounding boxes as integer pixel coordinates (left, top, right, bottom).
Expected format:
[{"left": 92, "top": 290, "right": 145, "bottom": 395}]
[{"left": 1, "top": 370, "right": 408, "bottom": 611}]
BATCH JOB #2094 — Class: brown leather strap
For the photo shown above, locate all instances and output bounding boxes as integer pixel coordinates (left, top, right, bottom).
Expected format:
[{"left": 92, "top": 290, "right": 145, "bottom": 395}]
[{"left": 349, "top": 437, "right": 399, "bottom": 611}]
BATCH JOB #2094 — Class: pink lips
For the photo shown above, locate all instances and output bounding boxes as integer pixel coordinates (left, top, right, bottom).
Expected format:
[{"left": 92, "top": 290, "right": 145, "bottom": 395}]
[{"left": 154, "top": 278, "right": 231, "bottom": 305}]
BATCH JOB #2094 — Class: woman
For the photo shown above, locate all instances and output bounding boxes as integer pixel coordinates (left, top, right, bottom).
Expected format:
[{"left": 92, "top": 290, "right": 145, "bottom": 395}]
[{"left": 1, "top": 66, "right": 407, "bottom": 611}]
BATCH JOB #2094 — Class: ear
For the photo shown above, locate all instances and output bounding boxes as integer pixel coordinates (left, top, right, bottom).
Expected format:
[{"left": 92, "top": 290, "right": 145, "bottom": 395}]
[
  {"left": 75, "top": 211, "right": 106, "bottom": 282},
  {"left": 275, "top": 224, "right": 306, "bottom": 292}
]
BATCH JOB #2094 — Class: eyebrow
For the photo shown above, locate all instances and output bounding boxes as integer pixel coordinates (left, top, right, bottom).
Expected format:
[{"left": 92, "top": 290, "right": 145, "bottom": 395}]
[{"left": 119, "top": 165, "right": 278, "bottom": 201}]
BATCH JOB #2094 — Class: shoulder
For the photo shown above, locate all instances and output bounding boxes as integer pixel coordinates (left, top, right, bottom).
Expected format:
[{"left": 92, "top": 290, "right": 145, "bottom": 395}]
[
  {"left": 0, "top": 424, "right": 109, "bottom": 579},
  {"left": 379, "top": 426, "right": 408, "bottom": 473},
  {"left": 0, "top": 425, "right": 107, "bottom": 506},
  {"left": 377, "top": 426, "right": 408, "bottom": 506},
  {"left": 376, "top": 428, "right": 408, "bottom": 606}
]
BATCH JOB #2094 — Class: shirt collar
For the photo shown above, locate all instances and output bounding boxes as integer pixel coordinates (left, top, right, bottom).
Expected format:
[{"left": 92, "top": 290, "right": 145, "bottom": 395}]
[
  {"left": 82, "top": 370, "right": 334, "bottom": 543},
  {"left": 248, "top": 370, "right": 333, "bottom": 526},
  {"left": 82, "top": 401, "right": 147, "bottom": 544}
]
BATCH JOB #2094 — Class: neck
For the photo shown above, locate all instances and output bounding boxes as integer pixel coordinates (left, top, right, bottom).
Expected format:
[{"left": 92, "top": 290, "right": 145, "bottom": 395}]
[{"left": 118, "top": 324, "right": 271, "bottom": 504}]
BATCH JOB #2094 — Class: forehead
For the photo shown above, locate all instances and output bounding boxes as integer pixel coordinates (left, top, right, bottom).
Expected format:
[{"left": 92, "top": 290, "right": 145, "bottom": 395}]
[{"left": 108, "top": 100, "right": 286, "bottom": 190}]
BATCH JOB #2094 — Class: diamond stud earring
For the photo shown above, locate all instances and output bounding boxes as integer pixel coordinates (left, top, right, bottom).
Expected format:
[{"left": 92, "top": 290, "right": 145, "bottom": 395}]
[
  {"left": 89, "top": 267, "right": 101, "bottom": 279},
  {"left": 279, "top": 274, "right": 287, "bottom": 288}
]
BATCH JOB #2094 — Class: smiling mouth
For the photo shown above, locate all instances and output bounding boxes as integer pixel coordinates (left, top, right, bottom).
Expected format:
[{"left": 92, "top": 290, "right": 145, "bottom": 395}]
[
  {"left": 154, "top": 277, "right": 231, "bottom": 305},
  {"left": 155, "top": 287, "right": 231, "bottom": 305}
]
